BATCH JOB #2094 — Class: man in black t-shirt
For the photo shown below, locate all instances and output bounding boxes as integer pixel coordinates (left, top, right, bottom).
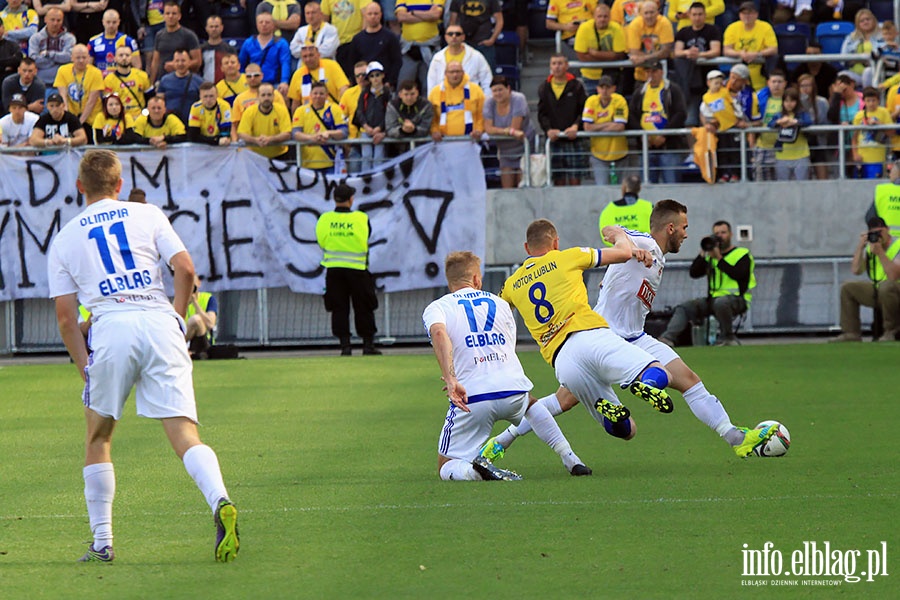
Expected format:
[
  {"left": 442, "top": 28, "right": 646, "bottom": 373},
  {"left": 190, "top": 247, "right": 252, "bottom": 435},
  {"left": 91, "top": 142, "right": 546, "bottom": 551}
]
[
  {"left": 449, "top": 0, "right": 503, "bottom": 70},
  {"left": 672, "top": 2, "right": 721, "bottom": 126},
  {"left": 29, "top": 92, "right": 88, "bottom": 147}
]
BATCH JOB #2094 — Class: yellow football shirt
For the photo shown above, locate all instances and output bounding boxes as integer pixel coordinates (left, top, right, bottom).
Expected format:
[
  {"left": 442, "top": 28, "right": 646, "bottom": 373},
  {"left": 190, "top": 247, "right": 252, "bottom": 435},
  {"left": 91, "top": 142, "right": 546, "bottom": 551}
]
[
  {"left": 625, "top": 16, "right": 674, "bottom": 82},
  {"left": 288, "top": 59, "right": 350, "bottom": 105},
  {"left": 291, "top": 100, "right": 347, "bottom": 169},
  {"left": 238, "top": 102, "right": 292, "bottom": 158},
  {"left": 582, "top": 93, "right": 628, "bottom": 161},
  {"left": 231, "top": 88, "right": 287, "bottom": 123},
  {"left": 339, "top": 85, "right": 363, "bottom": 139},
  {"left": 758, "top": 95, "right": 783, "bottom": 149},
  {"left": 103, "top": 69, "right": 152, "bottom": 119},
  {"left": 701, "top": 87, "right": 739, "bottom": 131},
  {"left": 573, "top": 21, "right": 626, "bottom": 81},
  {"left": 189, "top": 98, "right": 233, "bottom": 137},
  {"left": 501, "top": 247, "right": 609, "bottom": 365},
  {"left": 54, "top": 64, "right": 105, "bottom": 125},
  {"left": 723, "top": 21, "right": 777, "bottom": 91},
  {"left": 133, "top": 114, "right": 186, "bottom": 138},
  {"left": 639, "top": 83, "right": 667, "bottom": 131},
  {"left": 93, "top": 113, "right": 136, "bottom": 142},
  {"left": 216, "top": 75, "right": 248, "bottom": 107},
  {"left": 546, "top": 0, "right": 597, "bottom": 41},
  {"left": 853, "top": 107, "right": 893, "bottom": 165},
  {"left": 321, "top": 0, "right": 367, "bottom": 44},
  {"left": 395, "top": 0, "right": 445, "bottom": 42}
]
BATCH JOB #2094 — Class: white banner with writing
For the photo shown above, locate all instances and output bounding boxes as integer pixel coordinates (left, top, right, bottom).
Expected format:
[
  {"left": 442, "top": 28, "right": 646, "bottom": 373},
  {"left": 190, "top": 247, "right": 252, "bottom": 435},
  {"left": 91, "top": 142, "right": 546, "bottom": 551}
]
[{"left": 0, "top": 143, "right": 487, "bottom": 301}]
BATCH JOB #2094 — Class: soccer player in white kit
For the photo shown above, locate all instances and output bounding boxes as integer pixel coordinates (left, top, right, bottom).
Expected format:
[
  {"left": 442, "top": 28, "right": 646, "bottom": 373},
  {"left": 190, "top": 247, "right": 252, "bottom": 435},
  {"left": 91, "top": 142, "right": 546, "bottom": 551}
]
[
  {"left": 485, "top": 201, "right": 778, "bottom": 458},
  {"left": 47, "top": 149, "right": 239, "bottom": 562},
  {"left": 423, "top": 251, "right": 592, "bottom": 480}
]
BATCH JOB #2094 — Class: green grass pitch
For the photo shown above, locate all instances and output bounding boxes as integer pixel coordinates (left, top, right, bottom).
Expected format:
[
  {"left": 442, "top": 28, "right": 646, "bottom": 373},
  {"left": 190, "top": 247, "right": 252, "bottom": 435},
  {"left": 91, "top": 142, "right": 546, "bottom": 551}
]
[{"left": 0, "top": 344, "right": 897, "bottom": 599}]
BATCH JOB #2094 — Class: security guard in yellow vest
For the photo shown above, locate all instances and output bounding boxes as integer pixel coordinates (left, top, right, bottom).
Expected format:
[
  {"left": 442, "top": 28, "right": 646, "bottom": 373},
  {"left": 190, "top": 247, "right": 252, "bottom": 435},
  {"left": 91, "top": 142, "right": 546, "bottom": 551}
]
[
  {"left": 873, "top": 160, "right": 900, "bottom": 240},
  {"left": 316, "top": 183, "right": 381, "bottom": 355},
  {"left": 598, "top": 175, "right": 653, "bottom": 246},
  {"left": 830, "top": 217, "right": 900, "bottom": 342},
  {"left": 185, "top": 275, "right": 218, "bottom": 356},
  {"left": 661, "top": 220, "right": 755, "bottom": 347}
]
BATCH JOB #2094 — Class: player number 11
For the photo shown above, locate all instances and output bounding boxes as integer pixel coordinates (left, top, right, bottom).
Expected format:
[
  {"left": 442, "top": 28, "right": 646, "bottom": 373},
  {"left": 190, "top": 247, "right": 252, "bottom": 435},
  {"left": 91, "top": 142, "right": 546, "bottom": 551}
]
[{"left": 88, "top": 221, "right": 135, "bottom": 275}]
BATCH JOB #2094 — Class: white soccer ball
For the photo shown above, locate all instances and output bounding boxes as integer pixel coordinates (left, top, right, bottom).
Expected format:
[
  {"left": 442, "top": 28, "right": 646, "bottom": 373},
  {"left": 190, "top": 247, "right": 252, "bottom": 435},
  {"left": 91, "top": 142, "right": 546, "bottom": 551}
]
[{"left": 752, "top": 420, "right": 791, "bottom": 457}]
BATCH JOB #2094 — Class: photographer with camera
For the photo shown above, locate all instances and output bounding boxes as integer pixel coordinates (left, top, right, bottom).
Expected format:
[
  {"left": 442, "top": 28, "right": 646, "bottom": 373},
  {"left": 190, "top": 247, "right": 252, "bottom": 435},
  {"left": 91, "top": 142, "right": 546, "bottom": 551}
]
[
  {"left": 660, "top": 220, "right": 755, "bottom": 347},
  {"left": 830, "top": 217, "right": 900, "bottom": 343}
]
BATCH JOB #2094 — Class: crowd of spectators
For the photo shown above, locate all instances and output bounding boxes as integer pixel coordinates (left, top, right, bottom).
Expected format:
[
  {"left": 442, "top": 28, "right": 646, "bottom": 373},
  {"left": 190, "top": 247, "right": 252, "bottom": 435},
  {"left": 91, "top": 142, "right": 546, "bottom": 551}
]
[{"left": 0, "top": 0, "right": 898, "bottom": 186}]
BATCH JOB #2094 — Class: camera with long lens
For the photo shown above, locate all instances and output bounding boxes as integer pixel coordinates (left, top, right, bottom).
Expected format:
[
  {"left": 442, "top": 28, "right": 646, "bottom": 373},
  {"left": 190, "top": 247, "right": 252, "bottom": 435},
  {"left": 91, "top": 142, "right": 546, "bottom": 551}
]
[
  {"left": 700, "top": 236, "right": 721, "bottom": 251},
  {"left": 867, "top": 230, "right": 883, "bottom": 244}
]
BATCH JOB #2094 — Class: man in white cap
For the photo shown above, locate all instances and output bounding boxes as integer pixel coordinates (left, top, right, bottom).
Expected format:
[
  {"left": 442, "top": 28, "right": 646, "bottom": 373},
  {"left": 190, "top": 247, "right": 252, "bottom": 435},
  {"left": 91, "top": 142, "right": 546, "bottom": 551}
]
[
  {"left": 355, "top": 60, "right": 391, "bottom": 171},
  {"left": 0, "top": 92, "right": 38, "bottom": 146}
]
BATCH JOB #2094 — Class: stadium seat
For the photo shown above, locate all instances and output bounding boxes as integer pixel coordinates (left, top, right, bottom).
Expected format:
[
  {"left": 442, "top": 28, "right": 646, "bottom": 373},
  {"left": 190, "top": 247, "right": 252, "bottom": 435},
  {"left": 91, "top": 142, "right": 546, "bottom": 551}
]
[
  {"left": 815, "top": 21, "right": 854, "bottom": 55},
  {"left": 528, "top": 0, "right": 554, "bottom": 40},
  {"left": 774, "top": 23, "right": 809, "bottom": 69},
  {"left": 868, "top": 0, "right": 894, "bottom": 23},
  {"left": 495, "top": 31, "right": 520, "bottom": 67},
  {"left": 494, "top": 64, "right": 520, "bottom": 89},
  {"left": 775, "top": 21, "right": 811, "bottom": 41}
]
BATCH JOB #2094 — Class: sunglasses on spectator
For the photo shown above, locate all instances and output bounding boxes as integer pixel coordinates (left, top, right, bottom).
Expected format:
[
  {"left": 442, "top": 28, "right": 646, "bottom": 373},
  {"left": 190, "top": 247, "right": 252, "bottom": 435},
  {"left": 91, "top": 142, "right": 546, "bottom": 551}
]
[
  {"left": 355, "top": 73, "right": 366, "bottom": 78},
  {"left": 446, "top": 31, "right": 463, "bottom": 36},
  {"left": 247, "top": 73, "right": 262, "bottom": 78}
]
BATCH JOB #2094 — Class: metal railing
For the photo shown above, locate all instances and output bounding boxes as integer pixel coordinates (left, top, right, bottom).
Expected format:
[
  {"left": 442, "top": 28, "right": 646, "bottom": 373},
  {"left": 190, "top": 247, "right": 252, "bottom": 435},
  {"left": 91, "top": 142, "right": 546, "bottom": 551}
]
[
  {"left": 2, "top": 258, "right": 864, "bottom": 353},
  {"left": 543, "top": 122, "right": 899, "bottom": 184}
]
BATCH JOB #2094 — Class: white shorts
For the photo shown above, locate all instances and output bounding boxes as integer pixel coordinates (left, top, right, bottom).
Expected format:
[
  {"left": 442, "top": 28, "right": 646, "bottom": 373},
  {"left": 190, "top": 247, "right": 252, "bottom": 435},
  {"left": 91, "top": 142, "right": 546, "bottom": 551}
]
[
  {"left": 84, "top": 311, "right": 197, "bottom": 422},
  {"left": 631, "top": 333, "right": 680, "bottom": 367},
  {"left": 554, "top": 329, "right": 656, "bottom": 425},
  {"left": 438, "top": 392, "right": 529, "bottom": 461}
]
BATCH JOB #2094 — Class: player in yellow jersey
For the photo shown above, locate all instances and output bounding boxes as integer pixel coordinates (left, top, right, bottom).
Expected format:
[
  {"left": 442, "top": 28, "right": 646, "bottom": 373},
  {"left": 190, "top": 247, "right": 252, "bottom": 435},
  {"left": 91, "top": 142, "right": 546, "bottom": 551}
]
[{"left": 498, "top": 218, "right": 673, "bottom": 438}]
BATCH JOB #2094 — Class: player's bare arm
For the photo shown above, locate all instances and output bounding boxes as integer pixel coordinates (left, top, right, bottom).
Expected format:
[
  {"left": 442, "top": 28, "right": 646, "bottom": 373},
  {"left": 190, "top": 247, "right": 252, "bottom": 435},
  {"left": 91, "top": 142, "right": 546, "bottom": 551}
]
[
  {"left": 429, "top": 323, "right": 469, "bottom": 412},
  {"left": 169, "top": 250, "right": 196, "bottom": 319},
  {"left": 55, "top": 292, "right": 88, "bottom": 380},
  {"left": 600, "top": 235, "right": 653, "bottom": 267}
]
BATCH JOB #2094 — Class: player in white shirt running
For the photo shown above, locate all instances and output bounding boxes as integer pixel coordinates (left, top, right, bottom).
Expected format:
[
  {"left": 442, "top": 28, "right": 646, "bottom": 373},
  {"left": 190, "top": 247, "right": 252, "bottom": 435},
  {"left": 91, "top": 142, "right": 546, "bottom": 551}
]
[
  {"left": 47, "top": 149, "right": 240, "bottom": 563},
  {"left": 423, "top": 251, "right": 592, "bottom": 480},
  {"left": 483, "top": 200, "right": 777, "bottom": 458}
]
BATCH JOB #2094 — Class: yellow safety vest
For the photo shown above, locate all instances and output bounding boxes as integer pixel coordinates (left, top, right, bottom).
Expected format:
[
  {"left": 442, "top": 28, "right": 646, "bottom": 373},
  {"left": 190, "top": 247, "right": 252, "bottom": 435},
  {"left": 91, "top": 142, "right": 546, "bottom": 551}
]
[
  {"left": 598, "top": 199, "right": 653, "bottom": 246},
  {"left": 867, "top": 238, "right": 900, "bottom": 283},
  {"left": 316, "top": 210, "right": 369, "bottom": 270},
  {"left": 187, "top": 292, "right": 212, "bottom": 320},
  {"left": 711, "top": 247, "right": 756, "bottom": 304},
  {"left": 874, "top": 182, "right": 900, "bottom": 239}
]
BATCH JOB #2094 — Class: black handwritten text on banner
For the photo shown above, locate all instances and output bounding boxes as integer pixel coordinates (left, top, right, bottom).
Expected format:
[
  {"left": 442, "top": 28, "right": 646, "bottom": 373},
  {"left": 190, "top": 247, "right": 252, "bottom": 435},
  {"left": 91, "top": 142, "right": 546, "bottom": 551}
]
[{"left": 0, "top": 144, "right": 486, "bottom": 301}]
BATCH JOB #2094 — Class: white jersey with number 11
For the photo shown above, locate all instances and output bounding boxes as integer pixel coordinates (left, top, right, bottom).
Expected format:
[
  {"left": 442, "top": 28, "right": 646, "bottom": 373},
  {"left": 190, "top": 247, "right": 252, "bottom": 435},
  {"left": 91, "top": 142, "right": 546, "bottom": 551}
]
[{"left": 47, "top": 198, "right": 186, "bottom": 317}]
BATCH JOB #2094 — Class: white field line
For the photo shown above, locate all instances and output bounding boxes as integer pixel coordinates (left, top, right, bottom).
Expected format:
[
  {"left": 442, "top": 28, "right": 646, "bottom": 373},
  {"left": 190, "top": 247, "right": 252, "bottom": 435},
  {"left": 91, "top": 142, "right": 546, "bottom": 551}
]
[{"left": 1, "top": 492, "right": 895, "bottom": 521}]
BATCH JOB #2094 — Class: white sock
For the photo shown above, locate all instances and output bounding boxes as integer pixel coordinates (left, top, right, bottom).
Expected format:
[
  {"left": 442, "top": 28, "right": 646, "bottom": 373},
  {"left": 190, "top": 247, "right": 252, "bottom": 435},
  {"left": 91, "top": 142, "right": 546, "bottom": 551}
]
[
  {"left": 524, "top": 400, "right": 583, "bottom": 471},
  {"left": 83, "top": 463, "right": 115, "bottom": 549},
  {"left": 439, "top": 459, "right": 481, "bottom": 481},
  {"left": 682, "top": 382, "right": 739, "bottom": 444},
  {"left": 509, "top": 393, "right": 563, "bottom": 439},
  {"left": 182, "top": 445, "right": 229, "bottom": 513}
]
